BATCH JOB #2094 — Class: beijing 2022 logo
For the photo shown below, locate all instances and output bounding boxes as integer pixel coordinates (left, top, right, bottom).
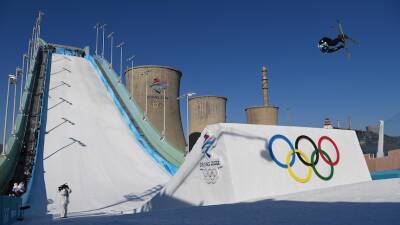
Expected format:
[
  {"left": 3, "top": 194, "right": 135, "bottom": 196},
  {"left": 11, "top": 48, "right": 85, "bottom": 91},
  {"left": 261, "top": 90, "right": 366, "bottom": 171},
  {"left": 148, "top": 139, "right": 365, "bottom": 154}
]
[
  {"left": 268, "top": 134, "right": 340, "bottom": 183},
  {"left": 199, "top": 134, "right": 223, "bottom": 184}
]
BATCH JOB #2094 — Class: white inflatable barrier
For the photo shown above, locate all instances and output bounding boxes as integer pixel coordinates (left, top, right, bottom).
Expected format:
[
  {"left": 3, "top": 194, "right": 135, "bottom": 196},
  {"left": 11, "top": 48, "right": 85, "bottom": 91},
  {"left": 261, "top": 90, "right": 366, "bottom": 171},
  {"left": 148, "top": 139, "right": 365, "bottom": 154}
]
[{"left": 148, "top": 123, "right": 371, "bottom": 210}]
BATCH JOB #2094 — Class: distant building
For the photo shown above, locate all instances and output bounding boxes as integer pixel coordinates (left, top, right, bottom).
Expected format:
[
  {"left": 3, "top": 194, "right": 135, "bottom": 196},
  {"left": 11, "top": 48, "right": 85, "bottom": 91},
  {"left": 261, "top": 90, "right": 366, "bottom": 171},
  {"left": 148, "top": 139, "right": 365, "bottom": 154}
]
[
  {"left": 364, "top": 149, "right": 400, "bottom": 172},
  {"left": 323, "top": 118, "right": 333, "bottom": 129},
  {"left": 366, "top": 124, "right": 380, "bottom": 134}
]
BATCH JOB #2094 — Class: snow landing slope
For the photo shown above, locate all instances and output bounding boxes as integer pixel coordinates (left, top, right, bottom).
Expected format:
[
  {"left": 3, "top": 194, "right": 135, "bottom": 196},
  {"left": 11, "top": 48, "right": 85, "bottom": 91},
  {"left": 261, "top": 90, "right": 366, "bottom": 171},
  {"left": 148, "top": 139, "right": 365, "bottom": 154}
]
[
  {"left": 149, "top": 123, "right": 371, "bottom": 210},
  {"left": 27, "top": 54, "right": 170, "bottom": 218}
]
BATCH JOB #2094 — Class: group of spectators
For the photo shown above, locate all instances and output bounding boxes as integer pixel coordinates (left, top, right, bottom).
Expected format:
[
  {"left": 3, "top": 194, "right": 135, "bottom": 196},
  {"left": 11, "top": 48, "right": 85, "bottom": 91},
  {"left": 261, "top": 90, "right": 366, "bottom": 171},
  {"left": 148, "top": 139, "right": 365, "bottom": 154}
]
[{"left": 9, "top": 181, "right": 25, "bottom": 197}]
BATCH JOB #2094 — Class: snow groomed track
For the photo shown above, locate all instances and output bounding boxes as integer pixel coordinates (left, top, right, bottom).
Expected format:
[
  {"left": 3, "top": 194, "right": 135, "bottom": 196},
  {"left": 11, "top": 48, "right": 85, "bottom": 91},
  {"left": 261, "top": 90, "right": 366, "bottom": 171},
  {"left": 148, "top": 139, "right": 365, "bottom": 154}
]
[{"left": 27, "top": 53, "right": 171, "bottom": 218}]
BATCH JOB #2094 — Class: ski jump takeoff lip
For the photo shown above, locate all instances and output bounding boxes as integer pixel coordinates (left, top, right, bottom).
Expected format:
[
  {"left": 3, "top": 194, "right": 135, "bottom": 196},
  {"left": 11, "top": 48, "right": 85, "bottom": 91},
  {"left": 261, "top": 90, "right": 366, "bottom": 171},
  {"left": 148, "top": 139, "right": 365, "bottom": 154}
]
[{"left": 268, "top": 134, "right": 340, "bottom": 183}]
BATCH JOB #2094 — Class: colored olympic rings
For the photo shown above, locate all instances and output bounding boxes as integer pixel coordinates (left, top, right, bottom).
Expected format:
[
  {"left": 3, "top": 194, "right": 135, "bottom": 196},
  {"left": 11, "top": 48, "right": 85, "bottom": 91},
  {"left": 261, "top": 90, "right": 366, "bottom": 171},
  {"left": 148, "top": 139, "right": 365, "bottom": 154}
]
[
  {"left": 286, "top": 149, "right": 313, "bottom": 183},
  {"left": 318, "top": 136, "right": 340, "bottom": 166},
  {"left": 295, "top": 135, "right": 319, "bottom": 166},
  {"left": 268, "top": 134, "right": 340, "bottom": 183},
  {"left": 268, "top": 135, "right": 295, "bottom": 168}
]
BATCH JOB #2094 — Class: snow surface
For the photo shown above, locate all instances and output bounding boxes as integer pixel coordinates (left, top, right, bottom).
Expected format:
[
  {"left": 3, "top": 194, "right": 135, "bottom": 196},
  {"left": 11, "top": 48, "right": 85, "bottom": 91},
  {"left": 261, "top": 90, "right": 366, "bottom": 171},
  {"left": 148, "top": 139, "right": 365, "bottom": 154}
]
[
  {"left": 19, "top": 178, "right": 400, "bottom": 225},
  {"left": 26, "top": 54, "right": 170, "bottom": 219}
]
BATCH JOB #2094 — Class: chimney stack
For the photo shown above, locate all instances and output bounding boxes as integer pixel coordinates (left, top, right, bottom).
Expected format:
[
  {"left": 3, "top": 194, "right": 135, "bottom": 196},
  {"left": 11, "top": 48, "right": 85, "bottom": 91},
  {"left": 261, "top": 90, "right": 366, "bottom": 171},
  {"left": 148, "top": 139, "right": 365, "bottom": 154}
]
[{"left": 262, "top": 66, "right": 269, "bottom": 106}]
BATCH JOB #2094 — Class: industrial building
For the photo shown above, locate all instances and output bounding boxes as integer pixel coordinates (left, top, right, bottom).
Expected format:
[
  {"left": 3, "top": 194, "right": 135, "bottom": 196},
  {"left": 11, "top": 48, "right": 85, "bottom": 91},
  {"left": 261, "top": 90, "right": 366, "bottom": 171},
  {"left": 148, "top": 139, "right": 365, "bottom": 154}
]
[
  {"left": 245, "top": 66, "right": 279, "bottom": 125},
  {"left": 125, "top": 65, "right": 186, "bottom": 151},
  {"left": 188, "top": 96, "right": 227, "bottom": 150}
]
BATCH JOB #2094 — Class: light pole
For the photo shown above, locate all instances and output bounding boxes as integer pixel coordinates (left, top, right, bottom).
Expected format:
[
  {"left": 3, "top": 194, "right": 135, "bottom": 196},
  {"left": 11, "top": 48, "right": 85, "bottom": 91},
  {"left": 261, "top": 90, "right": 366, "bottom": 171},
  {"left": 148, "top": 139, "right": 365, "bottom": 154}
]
[
  {"left": 19, "top": 55, "right": 27, "bottom": 112},
  {"left": 12, "top": 68, "right": 21, "bottom": 135},
  {"left": 161, "top": 83, "right": 168, "bottom": 140},
  {"left": 100, "top": 24, "right": 107, "bottom": 58},
  {"left": 25, "top": 40, "right": 31, "bottom": 86},
  {"left": 2, "top": 75, "right": 16, "bottom": 155},
  {"left": 93, "top": 23, "right": 100, "bottom": 56},
  {"left": 116, "top": 42, "right": 125, "bottom": 82},
  {"left": 31, "top": 27, "right": 36, "bottom": 54},
  {"left": 107, "top": 32, "right": 114, "bottom": 68},
  {"left": 142, "top": 70, "right": 150, "bottom": 120},
  {"left": 177, "top": 92, "right": 196, "bottom": 153},
  {"left": 126, "top": 55, "right": 135, "bottom": 84}
]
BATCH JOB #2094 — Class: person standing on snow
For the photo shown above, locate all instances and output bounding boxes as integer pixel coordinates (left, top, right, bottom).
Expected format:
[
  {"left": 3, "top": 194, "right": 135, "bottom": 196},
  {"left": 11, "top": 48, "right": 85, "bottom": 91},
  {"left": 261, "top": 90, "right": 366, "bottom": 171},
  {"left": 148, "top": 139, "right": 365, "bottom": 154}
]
[{"left": 58, "top": 183, "right": 72, "bottom": 218}]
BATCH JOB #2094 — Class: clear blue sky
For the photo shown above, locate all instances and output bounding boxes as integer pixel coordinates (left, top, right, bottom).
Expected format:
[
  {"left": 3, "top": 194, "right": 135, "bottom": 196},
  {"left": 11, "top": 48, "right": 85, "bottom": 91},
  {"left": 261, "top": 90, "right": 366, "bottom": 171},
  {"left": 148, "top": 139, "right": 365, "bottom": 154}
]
[{"left": 0, "top": 0, "right": 399, "bottom": 140}]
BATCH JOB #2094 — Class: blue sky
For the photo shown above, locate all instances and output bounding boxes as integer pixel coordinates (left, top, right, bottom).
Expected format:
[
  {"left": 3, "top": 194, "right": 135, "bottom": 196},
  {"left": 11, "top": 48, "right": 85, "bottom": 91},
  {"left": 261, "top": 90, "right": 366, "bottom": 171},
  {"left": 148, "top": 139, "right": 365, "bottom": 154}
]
[{"left": 0, "top": 0, "right": 399, "bottom": 140}]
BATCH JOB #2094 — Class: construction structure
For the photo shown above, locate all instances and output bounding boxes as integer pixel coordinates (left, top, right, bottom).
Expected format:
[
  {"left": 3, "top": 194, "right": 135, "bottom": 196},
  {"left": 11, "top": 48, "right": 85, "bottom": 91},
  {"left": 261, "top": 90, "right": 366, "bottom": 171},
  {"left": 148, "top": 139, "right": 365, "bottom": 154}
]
[
  {"left": 188, "top": 96, "right": 227, "bottom": 150},
  {"left": 125, "top": 65, "right": 186, "bottom": 151},
  {"left": 245, "top": 66, "right": 278, "bottom": 125}
]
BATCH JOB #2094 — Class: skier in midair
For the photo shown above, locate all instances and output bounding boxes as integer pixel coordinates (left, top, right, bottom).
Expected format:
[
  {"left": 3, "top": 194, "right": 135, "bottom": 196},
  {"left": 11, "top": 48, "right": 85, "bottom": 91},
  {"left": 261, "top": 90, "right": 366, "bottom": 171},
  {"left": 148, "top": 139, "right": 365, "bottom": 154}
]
[{"left": 318, "top": 21, "right": 357, "bottom": 54}]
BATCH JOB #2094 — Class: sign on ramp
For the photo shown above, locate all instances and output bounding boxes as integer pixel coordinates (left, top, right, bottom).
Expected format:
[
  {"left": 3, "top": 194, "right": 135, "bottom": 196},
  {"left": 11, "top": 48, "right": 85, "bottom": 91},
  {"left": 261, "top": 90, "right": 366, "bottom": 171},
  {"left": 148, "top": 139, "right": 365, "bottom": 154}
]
[{"left": 148, "top": 123, "right": 371, "bottom": 210}]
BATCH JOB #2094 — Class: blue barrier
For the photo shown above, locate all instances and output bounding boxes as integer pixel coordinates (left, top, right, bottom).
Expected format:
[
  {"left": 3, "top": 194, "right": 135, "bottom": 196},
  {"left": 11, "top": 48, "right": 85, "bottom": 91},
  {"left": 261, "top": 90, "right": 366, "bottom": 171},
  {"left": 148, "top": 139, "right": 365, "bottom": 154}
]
[
  {"left": 0, "top": 196, "right": 21, "bottom": 225},
  {"left": 371, "top": 169, "right": 400, "bottom": 180}
]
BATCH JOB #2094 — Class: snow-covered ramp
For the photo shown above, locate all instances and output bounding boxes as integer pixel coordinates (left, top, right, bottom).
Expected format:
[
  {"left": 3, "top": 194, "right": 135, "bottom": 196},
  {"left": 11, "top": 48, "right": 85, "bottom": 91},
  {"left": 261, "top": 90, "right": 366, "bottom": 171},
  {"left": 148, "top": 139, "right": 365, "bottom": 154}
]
[{"left": 27, "top": 54, "right": 170, "bottom": 218}]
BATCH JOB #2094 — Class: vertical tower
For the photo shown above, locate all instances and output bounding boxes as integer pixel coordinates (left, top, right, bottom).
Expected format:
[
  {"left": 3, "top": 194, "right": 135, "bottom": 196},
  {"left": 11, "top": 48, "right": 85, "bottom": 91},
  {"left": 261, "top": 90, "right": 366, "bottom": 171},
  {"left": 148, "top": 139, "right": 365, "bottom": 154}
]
[
  {"left": 245, "top": 66, "right": 278, "bottom": 125},
  {"left": 377, "top": 120, "right": 384, "bottom": 157},
  {"left": 262, "top": 66, "right": 269, "bottom": 106}
]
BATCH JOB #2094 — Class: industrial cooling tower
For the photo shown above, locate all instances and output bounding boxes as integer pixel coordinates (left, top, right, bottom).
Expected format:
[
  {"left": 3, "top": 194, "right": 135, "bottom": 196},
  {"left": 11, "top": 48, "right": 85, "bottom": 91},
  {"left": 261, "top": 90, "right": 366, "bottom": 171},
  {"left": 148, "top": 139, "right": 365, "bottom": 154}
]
[
  {"left": 125, "top": 65, "right": 186, "bottom": 151},
  {"left": 188, "top": 96, "right": 227, "bottom": 150}
]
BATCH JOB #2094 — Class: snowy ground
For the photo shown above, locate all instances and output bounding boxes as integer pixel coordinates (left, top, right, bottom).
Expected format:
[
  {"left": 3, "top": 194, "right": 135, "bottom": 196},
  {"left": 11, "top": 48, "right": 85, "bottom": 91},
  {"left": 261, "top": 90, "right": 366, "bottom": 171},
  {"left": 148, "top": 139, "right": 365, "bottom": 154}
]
[
  {"left": 19, "top": 178, "right": 400, "bottom": 225},
  {"left": 26, "top": 54, "right": 170, "bottom": 219}
]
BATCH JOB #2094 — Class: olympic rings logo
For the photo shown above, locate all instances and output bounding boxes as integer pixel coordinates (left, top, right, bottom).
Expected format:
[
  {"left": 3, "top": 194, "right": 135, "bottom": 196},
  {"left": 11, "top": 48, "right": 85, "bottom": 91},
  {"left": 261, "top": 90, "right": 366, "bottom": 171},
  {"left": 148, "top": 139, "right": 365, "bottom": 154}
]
[
  {"left": 201, "top": 168, "right": 219, "bottom": 184},
  {"left": 268, "top": 134, "right": 340, "bottom": 183}
]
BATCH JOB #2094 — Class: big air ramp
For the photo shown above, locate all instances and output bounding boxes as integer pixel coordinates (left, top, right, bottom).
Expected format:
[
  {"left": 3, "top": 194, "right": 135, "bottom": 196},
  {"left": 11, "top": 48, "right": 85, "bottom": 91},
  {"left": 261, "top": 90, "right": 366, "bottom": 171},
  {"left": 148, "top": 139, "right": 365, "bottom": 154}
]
[
  {"left": 148, "top": 123, "right": 371, "bottom": 210},
  {"left": 27, "top": 54, "right": 170, "bottom": 218}
]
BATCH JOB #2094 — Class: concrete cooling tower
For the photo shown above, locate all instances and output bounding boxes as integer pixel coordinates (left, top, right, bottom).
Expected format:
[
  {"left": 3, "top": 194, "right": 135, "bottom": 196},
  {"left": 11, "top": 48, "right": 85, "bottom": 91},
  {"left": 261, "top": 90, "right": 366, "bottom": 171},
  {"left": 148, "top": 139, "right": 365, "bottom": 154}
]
[
  {"left": 125, "top": 65, "right": 186, "bottom": 151},
  {"left": 188, "top": 96, "right": 227, "bottom": 150}
]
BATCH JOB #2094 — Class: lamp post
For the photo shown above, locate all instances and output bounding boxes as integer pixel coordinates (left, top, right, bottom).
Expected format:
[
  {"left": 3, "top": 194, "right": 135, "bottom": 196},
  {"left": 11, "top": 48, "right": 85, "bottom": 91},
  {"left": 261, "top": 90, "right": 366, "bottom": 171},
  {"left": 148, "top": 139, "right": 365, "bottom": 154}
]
[
  {"left": 2, "top": 75, "right": 16, "bottom": 155},
  {"left": 177, "top": 92, "right": 196, "bottom": 153},
  {"left": 125, "top": 55, "right": 135, "bottom": 84},
  {"left": 100, "top": 24, "right": 107, "bottom": 58},
  {"left": 116, "top": 42, "right": 125, "bottom": 82},
  {"left": 160, "top": 83, "right": 168, "bottom": 140},
  {"left": 107, "top": 32, "right": 114, "bottom": 68},
  {"left": 31, "top": 27, "right": 36, "bottom": 55},
  {"left": 142, "top": 70, "right": 150, "bottom": 120},
  {"left": 12, "top": 69, "right": 21, "bottom": 135},
  {"left": 93, "top": 23, "right": 100, "bottom": 56},
  {"left": 25, "top": 40, "right": 31, "bottom": 87},
  {"left": 19, "top": 55, "right": 28, "bottom": 112}
]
